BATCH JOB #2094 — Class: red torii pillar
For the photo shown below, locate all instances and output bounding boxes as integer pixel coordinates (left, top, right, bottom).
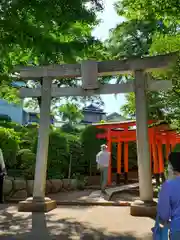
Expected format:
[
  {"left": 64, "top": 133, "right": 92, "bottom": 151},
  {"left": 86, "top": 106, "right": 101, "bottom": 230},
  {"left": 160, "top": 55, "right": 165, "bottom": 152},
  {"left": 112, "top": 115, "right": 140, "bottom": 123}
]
[
  {"left": 107, "top": 129, "right": 112, "bottom": 184},
  {"left": 117, "top": 140, "right": 122, "bottom": 174}
]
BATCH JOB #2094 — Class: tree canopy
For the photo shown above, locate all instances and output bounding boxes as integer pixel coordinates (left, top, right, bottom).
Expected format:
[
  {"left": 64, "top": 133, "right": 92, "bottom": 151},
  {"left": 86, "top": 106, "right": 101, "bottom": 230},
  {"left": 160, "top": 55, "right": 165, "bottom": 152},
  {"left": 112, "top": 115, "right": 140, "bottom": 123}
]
[
  {"left": 57, "top": 103, "right": 84, "bottom": 126},
  {"left": 0, "top": 0, "right": 107, "bottom": 107},
  {"left": 106, "top": 0, "right": 180, "bottom": 122},
  {"left": 115, "top": 0, "right": 180, "bottom": 21},
  {"left": 0, "top": 0, "right": 104, "bottom": 64}
]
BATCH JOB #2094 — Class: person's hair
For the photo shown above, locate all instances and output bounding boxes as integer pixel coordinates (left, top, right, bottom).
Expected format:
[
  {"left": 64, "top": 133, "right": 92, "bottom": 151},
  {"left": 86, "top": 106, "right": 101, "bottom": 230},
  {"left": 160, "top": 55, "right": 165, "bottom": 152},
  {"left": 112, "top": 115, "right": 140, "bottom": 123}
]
[
  {"left": 101, "top": 144, "right": 107, "bottom": 150},
  {"left": 169, "top": 152, "right": 180, "bottom": 173}
]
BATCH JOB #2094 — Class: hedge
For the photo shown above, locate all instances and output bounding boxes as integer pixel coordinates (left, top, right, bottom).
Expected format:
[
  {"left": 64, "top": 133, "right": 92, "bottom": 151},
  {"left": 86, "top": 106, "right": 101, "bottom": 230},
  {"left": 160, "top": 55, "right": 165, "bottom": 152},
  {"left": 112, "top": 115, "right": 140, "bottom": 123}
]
[
  {"left": 81, "top": 125, "right": 106, "bottom": 175},
  {"left": 16, "top": 148, "right": 36, "bottom": 179},
  {"left": 0, "top": 127, "right": 20, "bottom": 168},
  {"left": 33, "top": 130, "right": 69, "bottom": 179},
  {"left": 66, "top": 134, "right": 85, "bottom": 177},
  {"left": 0, "top": 121, "right": 38, "bottom": 150},
  {"left": 0, "top": 123, "right": 138, "bottom": 179}
]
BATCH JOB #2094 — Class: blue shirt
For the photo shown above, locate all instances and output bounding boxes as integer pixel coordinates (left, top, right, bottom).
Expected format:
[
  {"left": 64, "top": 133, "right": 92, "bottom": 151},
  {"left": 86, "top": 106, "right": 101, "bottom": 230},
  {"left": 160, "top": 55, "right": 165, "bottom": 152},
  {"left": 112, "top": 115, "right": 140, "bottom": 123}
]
[{"left": 157, "top": 176, "right": 180, "bottom": 232}]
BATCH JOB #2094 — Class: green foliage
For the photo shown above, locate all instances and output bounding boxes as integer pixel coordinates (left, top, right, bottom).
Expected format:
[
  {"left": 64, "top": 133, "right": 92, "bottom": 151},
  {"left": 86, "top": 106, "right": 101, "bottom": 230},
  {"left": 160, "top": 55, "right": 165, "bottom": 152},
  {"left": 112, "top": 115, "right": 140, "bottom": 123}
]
[
  {"left": 20, "top": 124, "right": 39, "bottom": 149},
  {"left": 66, "top": 134, "right": 85, "bottom": 175},
  {"left": 0, "top": 128, "right": 20, "bottom": 168},
  {"left": 0, "top": 82, "right": 21, "bottom": 104},
  {"left": 107, "top": 19, "right": 159, "bottom": 59},
  {"left": 57, "top": 103, "right": 84, "bottom": 126},
  {"left": 0, "top": 120, "right": 38, "bottom": 150},
  {"left": 25, "top": 123, "right": 39, "bottom": 129},
  {"left": 81, "top": 125, "right": 106, "bottom": 172},
  {"left": 121, "top": 91, "right": 166, "bottom": 119},
  {"left": 61, "top": 123, "right": 81, "bottom": 134},
  {"left": 33, "top": 130, "right": 69, "bottom": 179},
  {"left": 108, "top": 0, "right": 180, "bottom": 122},
  {"left": 120, "top": 34, "right": 180, "bottom": 120},
  {"left": 16, "top": 149, "right": 32, "bottom": 167},
  {"left": 0, "top": 0, "right": 103, "bottom": 65},
  {"left": 0, "top": 115, "right": 11, "bottom": 122},
  {"left": 128, "top": 142, "right": 137, "bottom": 169},
  {"left": 0, "top": 0, "right": 106, "bottom": 107},
  {"left": 2, "top": 122, "right": 139, "bottom": 179},
  {"left": 115, "top": 0, "right": 180, "bottom": 20},
  {"left": 16, "top": 149, "right": 36, "bottom": 179},
  {"left": 99, "top": 120, "right": 106, "bottom": 123},
  {"left": 120, "top": 93, "right": 135, "bottom": 118},
  {"left": 172, "top": 144, "right": 180, "bottom": 152},
  {"left": 0, "top": 120, "right": 23, "bottom": 130}
]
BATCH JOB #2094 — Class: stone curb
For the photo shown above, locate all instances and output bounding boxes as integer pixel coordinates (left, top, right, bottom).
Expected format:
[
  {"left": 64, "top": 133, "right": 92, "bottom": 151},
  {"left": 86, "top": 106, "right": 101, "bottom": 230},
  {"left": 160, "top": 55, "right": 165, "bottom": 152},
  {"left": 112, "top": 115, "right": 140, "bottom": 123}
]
[
  {"left": 56, "top": 200, "right": 131, "bottom": 206},
  {"left": 6, "top": 199, "right": 131, "bottom": 207}
]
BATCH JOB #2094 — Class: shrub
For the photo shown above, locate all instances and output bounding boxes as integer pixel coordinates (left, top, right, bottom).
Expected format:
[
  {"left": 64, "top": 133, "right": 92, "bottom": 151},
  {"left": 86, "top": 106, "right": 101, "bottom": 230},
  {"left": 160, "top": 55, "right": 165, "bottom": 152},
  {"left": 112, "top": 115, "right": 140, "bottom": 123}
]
[
  {"left": 0, "top": 120, "right": 21, "bottom": 130},
  {"left": 20, "top": 127, "right": 38, "bottom": 150},
  {"left": 25, "top": 122, "right": 39, "bottom": 129},
  {"left": 0, "top": 121, "right": 34, "bottom": 149},
  {"left": 16, "top": 149, "right": 32, "bottom": 168},
  {"left": 61, "top": 123, "right": 80, "bottom": 134},
  {"left": 0, "top": 115, "right": 11, "bottom": 122},
  {"left": 128, "top": 142, "right": 137, "bottom": 169},
  {"left": 81, "top": 125, "right": 106, "bottom": 175},
  {"left": 47, "top": 131, "right": 69, "bottom": 178},
  {"left": 0, "top": 127, "right": 20, "bottom": 168},
  {"left": 16, "top": 148, "right": 36, "bottom": 179},
  {"left": 33, "top": 130, "right": 69, "bottom": 179},
  {"left": 66, "top": 134, "right": 85, "bottom": 176}
]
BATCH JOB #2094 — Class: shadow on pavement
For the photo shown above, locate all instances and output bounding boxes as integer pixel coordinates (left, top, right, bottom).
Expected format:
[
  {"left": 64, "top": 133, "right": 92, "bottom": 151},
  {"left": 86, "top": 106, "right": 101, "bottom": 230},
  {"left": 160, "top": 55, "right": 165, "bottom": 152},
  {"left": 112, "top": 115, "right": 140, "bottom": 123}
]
[{"left": 0, "top": 204, "right": 153, "bottom": 240}]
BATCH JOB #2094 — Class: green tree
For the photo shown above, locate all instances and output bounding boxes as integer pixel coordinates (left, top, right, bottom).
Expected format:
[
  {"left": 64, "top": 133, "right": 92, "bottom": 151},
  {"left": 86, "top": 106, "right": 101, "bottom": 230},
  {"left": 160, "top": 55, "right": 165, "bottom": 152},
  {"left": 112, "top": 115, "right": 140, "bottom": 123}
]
[
  {"left": 149, "top": 33, "right": 180, "bottom": 120},
  {"left": 107, "top": 0, "right": 179, "bottom": 121},
  {"left": 107, "top": 19, "right": 159, "bottom": 59},
  {"left": 115, "top": 0, "right": 180, "bottom": 21},
  {"left": 57, "top": 103, "right": 84, "bottom": 126},
  {"left": 0, "top": 81, "right": 20, "bottom": 104},
  {"left": 0, "top": 0, "right": 104, "bottom": 65},
  {"left": 0, "top": 0, "right": 106, "bottom": 106},
  {"left": 120, "top": 33, "right": 180, "bottom": 121}
]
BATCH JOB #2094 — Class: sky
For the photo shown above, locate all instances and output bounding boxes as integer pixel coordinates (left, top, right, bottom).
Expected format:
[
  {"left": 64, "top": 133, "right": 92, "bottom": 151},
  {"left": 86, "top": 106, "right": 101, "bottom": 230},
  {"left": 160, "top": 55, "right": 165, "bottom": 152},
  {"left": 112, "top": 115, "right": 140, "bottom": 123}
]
[{"left": 92, "top": 0, "right": 126, "bottom": 114}]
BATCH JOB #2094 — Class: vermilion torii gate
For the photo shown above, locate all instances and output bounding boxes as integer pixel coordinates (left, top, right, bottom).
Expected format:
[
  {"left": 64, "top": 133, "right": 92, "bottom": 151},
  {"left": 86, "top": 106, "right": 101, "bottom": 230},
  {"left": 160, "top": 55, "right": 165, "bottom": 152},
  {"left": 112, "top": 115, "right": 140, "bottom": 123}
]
[
  {"left": 16, "top": 53, "right": 176, "bottom": 215},
  {"left": 94, "top": 120, "right": 180, "bottom": 186}
]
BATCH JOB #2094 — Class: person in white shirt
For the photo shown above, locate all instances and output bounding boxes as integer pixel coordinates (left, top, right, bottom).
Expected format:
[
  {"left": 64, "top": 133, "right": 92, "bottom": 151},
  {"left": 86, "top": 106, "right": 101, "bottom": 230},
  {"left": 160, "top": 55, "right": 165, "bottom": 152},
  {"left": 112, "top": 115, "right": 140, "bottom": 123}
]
[
  {"left": 96, "top": 144, "right": 110, "bottom": 193},
  {"left": 0, "top": 148, "right": 6, "bottom": 203}
]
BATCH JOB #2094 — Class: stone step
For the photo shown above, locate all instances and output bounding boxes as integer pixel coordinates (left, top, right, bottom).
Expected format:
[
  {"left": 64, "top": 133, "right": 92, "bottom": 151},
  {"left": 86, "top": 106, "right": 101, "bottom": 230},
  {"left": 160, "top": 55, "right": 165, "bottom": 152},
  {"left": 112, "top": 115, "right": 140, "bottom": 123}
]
[{"left": 88, "top": 182, "right": 139, "bottom": 201}]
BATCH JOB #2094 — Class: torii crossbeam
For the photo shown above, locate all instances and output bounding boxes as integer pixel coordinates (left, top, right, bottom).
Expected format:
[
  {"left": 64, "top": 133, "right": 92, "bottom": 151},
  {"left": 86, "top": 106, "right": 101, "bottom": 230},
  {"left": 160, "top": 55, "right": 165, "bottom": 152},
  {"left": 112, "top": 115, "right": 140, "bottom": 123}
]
[{"left": 17, "top": 53, "right": 177, "bottom": 216}]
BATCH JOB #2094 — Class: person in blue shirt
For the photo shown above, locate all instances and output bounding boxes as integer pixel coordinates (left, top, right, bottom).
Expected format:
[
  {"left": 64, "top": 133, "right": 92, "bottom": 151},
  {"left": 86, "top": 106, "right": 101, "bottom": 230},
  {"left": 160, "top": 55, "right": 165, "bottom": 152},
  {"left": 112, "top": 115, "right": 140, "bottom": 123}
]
[{"left": 157, "top": 152, "right": 180, "bottom": 239}]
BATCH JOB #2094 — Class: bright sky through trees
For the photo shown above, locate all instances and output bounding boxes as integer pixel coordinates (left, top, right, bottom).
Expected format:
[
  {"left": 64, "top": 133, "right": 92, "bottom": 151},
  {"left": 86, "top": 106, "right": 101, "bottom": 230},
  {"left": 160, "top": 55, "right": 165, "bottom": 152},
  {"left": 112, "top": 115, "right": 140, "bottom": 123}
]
[{"left": 92, "top": 0, "right": 126, "bottom": 114}]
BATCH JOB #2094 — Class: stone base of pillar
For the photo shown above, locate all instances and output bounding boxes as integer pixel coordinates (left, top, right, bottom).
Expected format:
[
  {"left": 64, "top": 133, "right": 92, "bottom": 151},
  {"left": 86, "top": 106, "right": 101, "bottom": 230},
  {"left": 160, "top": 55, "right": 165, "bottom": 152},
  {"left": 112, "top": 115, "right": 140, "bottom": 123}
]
[
  {"left": 18, "top": 197, "right": 57, "bottom": 212},
  {"left": 130, "top": 200, "right": 157, "bottom": 218}
]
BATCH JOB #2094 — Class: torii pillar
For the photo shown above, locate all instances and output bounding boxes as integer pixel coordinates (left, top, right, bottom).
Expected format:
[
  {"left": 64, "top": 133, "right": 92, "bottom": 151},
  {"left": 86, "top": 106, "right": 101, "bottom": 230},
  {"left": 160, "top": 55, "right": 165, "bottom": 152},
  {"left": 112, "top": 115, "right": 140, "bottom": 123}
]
[
  {"left": 18, "top": 77, "right": 56, "bottom": 212},
  {"left": 130, "top": 71, "right": 156, "bottom": 217}
]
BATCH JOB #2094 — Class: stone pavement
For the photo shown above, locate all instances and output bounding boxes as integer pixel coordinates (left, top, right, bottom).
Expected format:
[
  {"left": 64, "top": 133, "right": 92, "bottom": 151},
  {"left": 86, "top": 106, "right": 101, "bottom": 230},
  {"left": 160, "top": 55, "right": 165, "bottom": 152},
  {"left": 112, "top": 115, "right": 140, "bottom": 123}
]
[{"left": 0, "top": 204, "right": 154, "bottom": 239}]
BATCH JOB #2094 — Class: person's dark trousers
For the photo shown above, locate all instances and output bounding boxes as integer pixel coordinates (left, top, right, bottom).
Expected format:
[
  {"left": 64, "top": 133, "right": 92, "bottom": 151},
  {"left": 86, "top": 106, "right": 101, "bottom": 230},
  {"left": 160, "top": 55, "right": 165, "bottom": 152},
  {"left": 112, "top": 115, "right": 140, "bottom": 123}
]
[{"left": 0, "top": 175, "right": 4, "bottom": 203}]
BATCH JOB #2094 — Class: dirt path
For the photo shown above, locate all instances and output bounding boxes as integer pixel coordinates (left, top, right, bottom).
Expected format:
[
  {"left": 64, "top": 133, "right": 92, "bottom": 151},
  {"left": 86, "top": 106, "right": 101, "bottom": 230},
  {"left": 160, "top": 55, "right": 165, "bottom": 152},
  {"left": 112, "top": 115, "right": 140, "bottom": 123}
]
[{"left": 0, "top": 204, "right": 154, "bottom": 239}]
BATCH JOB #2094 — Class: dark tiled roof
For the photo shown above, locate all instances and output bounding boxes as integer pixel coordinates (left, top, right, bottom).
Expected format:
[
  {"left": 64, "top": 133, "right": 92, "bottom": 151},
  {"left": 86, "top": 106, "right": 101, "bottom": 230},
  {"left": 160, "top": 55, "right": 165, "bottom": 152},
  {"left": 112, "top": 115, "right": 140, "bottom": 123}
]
[{"left": 82, "top": 104, "right": 105, "bottom": 113}]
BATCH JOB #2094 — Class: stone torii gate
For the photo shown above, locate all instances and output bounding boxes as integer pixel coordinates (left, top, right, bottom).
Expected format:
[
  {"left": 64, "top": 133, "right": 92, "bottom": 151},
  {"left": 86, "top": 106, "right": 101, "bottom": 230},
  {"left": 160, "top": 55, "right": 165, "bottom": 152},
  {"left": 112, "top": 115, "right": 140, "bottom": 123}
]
[{"left": 17, "top": 53, "right": 176, "bottom": 215}]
